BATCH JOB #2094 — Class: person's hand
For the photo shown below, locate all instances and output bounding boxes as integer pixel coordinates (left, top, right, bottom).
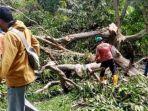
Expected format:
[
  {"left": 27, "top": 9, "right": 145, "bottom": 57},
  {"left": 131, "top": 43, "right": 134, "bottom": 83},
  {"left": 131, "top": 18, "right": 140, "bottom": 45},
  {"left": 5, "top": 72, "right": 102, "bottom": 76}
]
[
  {"left": 0, "top": 78, "right": 2, "bottom": 84},
  {"left": 0, "top": 78, "right": 5, "bottom": 84},
  {"left": 0, "top": 32, "right": 4, "bottom": 37},
  {"left": 95, "top": 56, "right": 100, "bottom": 63},
  {"left": 96, "top": 60, "right": 101, "bottom": 63}
]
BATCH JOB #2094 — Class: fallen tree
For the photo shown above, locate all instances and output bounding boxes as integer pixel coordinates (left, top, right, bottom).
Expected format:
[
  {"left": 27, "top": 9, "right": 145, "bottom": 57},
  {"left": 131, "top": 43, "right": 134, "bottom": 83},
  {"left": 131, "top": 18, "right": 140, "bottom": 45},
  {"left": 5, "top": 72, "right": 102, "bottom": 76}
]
[
  {"left": 38, "top": 46, "right": 142, "bottom": 77},
  {"left": 34, "top": 21, "right": 146, "bottom": 93},
  {"left": 1, "top": 1, "right": 147, "bottom": 93},
  {"left": 35, "top": 46, "right": 143, "bottom": 93}
]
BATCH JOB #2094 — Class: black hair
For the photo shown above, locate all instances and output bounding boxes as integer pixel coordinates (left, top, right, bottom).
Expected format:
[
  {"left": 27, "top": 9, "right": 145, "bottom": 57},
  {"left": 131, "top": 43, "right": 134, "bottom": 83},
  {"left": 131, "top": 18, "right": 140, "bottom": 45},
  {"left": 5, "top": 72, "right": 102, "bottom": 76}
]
[{"left": 0, "top": 7, "right": 13, "bottom": 23}]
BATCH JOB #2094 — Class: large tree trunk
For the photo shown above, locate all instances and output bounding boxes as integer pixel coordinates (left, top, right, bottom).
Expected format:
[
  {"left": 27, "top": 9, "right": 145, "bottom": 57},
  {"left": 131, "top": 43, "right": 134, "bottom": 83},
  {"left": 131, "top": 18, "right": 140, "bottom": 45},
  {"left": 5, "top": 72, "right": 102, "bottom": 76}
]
[
  {"left": 38, "top": 46, "right": 142, "bottom": 79},
  {"left": 113, "top": 0, "right": 120, "bottom": 28},
  {"left": 1, "top": 2, "right": 146, "bottom": 93}
]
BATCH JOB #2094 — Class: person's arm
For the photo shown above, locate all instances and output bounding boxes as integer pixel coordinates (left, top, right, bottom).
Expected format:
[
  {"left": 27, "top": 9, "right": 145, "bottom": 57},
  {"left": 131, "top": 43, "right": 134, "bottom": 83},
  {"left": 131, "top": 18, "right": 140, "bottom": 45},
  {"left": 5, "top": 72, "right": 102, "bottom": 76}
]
[
  {"left": 110, "top": 45, "right": 120, "bottom": 58},
  {"left": 143, "top": 57, "right": 148, "bottom": 62},
  {"left": 0, "top": 77, "right": 2, "bottom": 83},
  {"left": 31, "top": 35, "right": 40, "bottom": 55},
  {"left": 95, "top": 46, "right": 100, "bottom": 62},
  {"left": 0, "top": 34, "right": 18, "bottom": 78},
  {"left": 0, "top": 34, "right": 4, "bottom": 80},
  {"left": 0, "top": 32, "right": 3, "bottom": 83}
]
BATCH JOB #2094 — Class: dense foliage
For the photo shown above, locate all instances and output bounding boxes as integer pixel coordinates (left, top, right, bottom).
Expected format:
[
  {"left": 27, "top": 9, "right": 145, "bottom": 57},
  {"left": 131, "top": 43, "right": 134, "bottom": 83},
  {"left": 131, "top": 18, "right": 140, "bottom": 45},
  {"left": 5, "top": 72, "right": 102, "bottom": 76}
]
[
  {"left": 0, "top": 0, "right": 147, "bottom": 111},
  {"left": 7, "top": 0, "right": 147, "bottom": 55}
]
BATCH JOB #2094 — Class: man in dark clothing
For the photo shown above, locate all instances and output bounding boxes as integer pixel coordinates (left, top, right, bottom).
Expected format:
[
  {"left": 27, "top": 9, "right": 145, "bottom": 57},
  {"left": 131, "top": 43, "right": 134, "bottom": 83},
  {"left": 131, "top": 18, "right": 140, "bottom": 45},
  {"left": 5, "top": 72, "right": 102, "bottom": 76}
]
[
  {"left": 143, "top": 57, "right": 148, "bottom": 76},
  {"left": 121, "top": 41, "right": 135, "bottom": 76}
]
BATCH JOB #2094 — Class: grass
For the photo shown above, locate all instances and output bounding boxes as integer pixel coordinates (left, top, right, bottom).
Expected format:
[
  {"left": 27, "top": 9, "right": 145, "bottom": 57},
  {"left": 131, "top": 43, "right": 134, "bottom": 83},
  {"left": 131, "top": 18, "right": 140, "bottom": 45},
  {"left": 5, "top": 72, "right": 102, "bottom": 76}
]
[
  {"left": 34, "top": 94, "right": 73, "bottom": 111},
  {"left": 0, "top": 75, "right": 148, "bottom": 111}
]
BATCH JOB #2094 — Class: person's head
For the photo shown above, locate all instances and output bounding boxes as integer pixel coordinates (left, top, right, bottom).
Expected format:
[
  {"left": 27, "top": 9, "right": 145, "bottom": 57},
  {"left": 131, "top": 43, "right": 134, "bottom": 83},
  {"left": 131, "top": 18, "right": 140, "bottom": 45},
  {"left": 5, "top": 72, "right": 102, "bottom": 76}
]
[
  {"left": 0, "top": 7, "right": 13, "bottom": 32},
  {"left": 95, "top": 35, "right": 103, "bottom": 43}
]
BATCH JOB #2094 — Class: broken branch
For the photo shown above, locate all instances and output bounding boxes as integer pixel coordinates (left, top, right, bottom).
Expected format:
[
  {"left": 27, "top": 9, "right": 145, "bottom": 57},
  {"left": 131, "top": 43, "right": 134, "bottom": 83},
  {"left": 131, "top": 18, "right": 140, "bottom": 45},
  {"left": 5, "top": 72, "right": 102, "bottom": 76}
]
[{"left": 35, "top": 81, "right": 60, "bottom": 93}]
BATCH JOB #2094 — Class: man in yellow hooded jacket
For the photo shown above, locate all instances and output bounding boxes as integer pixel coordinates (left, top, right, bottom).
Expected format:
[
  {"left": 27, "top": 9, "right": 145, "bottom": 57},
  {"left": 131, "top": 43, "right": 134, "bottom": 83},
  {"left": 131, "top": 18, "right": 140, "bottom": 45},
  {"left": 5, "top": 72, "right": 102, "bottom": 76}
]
[{"left": 0, "top": 7, "right": 40, "bottom": 111}]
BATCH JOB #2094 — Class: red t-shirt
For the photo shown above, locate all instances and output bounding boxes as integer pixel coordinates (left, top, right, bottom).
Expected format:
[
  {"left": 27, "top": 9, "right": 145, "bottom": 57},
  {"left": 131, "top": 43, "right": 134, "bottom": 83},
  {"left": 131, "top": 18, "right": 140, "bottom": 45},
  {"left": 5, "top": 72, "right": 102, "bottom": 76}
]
[{"left": 96, "top": 42, "right": 113, "bottom": 62}]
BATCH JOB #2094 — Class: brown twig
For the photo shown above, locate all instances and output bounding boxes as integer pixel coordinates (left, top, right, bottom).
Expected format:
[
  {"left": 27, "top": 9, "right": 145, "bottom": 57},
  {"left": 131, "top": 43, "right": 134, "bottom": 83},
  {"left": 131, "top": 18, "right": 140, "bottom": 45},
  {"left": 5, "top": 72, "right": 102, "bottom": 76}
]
[{"left": 35, "top": 81, "right": 60, "bottom": 93}]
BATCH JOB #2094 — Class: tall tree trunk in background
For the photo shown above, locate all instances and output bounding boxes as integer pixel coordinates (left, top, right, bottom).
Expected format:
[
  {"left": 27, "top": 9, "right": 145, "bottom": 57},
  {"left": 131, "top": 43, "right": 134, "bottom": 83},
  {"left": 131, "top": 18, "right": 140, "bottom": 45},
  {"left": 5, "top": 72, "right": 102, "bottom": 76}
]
[
  {"left": 113, "top": 0, "right": 120, "bottom": 28},
  {"left": 120, "top": 0, "right": 130, "bottom": 24},
  {"left": 142, "top": 1, "right": 148, "bottom": 33},
  {"left": 112, "top": 0, "right": 121, "bottom": 49}
]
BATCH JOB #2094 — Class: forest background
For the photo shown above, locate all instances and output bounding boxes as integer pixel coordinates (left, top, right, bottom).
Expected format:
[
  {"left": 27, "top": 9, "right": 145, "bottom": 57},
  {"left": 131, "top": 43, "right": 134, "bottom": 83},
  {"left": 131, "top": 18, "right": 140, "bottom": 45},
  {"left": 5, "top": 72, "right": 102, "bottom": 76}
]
[{"left": 0, "top": 0, "right": 148, "bottom": 111}]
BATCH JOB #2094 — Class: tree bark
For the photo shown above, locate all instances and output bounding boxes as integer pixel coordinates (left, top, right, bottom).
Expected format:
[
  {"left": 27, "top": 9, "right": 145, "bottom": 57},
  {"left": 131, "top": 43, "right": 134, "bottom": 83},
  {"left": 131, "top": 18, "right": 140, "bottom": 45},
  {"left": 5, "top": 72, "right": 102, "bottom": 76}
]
[
  {"left": 36, "top": 25, "right": 146, "bottom": 50},
  {"left": 55, "top": 28, "right": 109, "bottom": 44},
  {"left": 113, "top": 0, "right": 120, "bottom": 28},
  {"left": 35, "top": 81, "right": 60, "bottom": 93},
  {"left": 38, "top": 48, "right": 142, "bottom": 78},
  {"left": 125, "top": 29, "right": 147, "bottom": 41}
]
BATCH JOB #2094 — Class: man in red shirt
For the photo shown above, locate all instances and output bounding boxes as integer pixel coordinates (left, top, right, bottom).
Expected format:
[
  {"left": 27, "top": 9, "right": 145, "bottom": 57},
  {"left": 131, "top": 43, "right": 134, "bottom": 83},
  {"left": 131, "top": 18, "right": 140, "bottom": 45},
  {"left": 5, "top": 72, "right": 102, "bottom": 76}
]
[{"left": 95, "top": 36, "right": 118, "bottom": 86}]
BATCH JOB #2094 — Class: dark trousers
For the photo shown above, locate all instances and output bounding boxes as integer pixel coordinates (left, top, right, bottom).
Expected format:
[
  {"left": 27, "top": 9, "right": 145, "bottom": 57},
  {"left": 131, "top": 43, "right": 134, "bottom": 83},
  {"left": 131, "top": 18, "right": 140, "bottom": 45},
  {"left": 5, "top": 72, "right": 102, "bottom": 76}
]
[
  {"left": 100, "top": 59, "right": 117, "bottom": 77},
  {"left": 8, "top": 86, "right": 26, "bottom": 111},
  {"left": 144, "top": 62, "right": 148, "bottom": 76}
]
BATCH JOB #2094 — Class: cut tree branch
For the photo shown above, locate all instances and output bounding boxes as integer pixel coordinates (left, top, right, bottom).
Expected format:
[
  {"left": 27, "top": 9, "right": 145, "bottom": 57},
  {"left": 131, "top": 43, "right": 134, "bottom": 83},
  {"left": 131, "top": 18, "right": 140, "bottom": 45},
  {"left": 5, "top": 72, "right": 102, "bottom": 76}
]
[
  {"left": 38, "top": 62, "right": 101, "bottom": 78},
  {"left": 38, "top": 48, "right": 142, "bottom": 78},
  {"left": 36, "top": 36, "right": 68, "bottom": 51},
  {"left": 35, "top": 81, "right": 60, "bottom": 93},
  {"left": 56, "top": 27, "right": 109, "bottom": 44},
  {"left": 47, "top": 62, "right": 82, "bottom": 90},
  {"left": 40, "top": 46, "right": 84, "bottom": 59},
  {"left": 125, "top": 29, "right": 147, "bottom": 41}
]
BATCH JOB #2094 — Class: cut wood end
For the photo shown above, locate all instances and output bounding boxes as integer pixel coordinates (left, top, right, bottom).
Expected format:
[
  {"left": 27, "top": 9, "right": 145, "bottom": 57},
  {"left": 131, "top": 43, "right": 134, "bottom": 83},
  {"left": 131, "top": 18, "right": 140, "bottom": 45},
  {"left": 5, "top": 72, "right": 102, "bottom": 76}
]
[{"left": 109, "top": 23, "right": 118, "bottom": 33}]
